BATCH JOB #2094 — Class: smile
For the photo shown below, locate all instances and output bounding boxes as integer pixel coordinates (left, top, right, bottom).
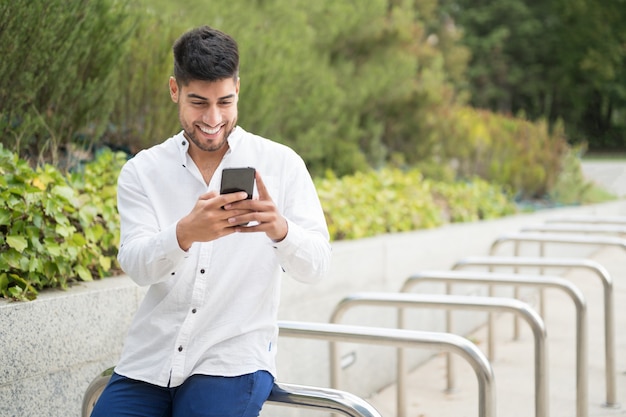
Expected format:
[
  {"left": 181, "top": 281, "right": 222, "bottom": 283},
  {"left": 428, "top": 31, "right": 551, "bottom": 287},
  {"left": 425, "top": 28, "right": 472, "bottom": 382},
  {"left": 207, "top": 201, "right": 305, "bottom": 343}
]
[{"left": 199, "top": 125, "right": 222, "bottom": 135}]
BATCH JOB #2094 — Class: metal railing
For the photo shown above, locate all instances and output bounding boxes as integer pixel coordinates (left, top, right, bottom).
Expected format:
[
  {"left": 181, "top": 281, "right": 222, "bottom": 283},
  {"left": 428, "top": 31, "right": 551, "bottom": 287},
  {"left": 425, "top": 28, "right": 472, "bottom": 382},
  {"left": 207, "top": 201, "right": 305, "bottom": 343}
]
[
  {"left": 400, "top": 271, "right": 587, "bottom": 417},
  {"left": 278, "top": 320, "right": 496, "bottom": 417},
  {"left": 82, "top": 367, "right": 384, "bottom": 417},
  {"left": 325, "top": 295, "right": 543, "bottom": 417},
  {"left": 452, "top": 256, "right": 619, "bottom": 409}
]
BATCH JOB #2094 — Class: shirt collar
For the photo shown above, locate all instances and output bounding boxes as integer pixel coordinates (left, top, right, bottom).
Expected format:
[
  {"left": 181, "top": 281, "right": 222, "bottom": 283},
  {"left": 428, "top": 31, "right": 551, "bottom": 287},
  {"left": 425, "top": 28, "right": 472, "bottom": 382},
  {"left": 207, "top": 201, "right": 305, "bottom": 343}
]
[{"left": 225, "top": 126, "right": 244, "bottom": 153}]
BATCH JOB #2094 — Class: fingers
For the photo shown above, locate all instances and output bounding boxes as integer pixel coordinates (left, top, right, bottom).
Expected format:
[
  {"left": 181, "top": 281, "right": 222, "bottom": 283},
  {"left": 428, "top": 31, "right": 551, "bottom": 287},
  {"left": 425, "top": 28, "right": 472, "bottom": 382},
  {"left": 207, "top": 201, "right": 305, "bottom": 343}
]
[
  {"left": 216, "top": 191, "right": 250, "bottom": 208},
  {"left": 220, "top": 171, "right": 287, "bottom": 240},
  {"left": 254, "top": 171, "right": 271, "bottom": 201},
  {"left": 198, "top": 190, "right": 219, "bottom": 200},
  {"left": 178, "top": 191, "right": 250, "bottom": 246}
]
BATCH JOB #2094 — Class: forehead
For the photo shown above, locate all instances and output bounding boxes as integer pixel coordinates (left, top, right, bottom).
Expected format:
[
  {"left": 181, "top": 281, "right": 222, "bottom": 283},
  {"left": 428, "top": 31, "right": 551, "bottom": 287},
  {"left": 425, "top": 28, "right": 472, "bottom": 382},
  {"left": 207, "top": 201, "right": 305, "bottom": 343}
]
[{"left": 180, "top": 78, "right": 238, "bottom": 100}]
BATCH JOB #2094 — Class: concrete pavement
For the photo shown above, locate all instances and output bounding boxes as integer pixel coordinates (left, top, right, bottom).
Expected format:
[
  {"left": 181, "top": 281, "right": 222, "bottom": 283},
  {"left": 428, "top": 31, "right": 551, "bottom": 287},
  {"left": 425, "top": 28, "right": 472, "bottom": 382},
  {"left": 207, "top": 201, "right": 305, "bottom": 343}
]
[{"left": 582, "top": 161, "right": 626, "bottom": 197}]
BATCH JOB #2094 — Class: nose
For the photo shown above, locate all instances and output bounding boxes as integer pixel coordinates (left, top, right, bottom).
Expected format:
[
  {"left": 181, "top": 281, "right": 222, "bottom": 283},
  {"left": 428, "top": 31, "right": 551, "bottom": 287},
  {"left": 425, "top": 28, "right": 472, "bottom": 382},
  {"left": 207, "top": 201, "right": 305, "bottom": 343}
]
[{"left": 202, "top": 105, "right": 222, "bottom": 127}]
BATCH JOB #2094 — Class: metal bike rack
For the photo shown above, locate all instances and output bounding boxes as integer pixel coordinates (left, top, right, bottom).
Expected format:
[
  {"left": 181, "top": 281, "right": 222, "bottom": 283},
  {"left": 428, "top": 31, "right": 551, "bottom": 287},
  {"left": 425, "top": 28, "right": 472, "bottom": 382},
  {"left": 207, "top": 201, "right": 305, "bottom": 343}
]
[
  {"left": 545, "top": 215, "right": 626, "bottom": 226},
  {"left": 490, "top": 232, "right": 625, "bottom": 319},
  {"left": 400, "top": 271, "right": 587, "bottom": 417},
  {"left": 81, "top": 367, "right": 384, "bottom": 417},
  {"left": 452, "top": 256, "right": 619, "bottom": 409},
  {"left": 326, "top": 295, "right": 543, "bottom": 417},
  {"left": 278, "top": 320, "right": 496, "bottom": 417}
]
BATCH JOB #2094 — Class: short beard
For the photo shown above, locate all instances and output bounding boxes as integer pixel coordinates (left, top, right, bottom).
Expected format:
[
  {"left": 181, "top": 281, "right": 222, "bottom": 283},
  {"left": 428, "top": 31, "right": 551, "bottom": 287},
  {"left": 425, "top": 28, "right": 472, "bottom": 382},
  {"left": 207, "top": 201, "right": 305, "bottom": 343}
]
[
  {"left": 184, "top": 129, "right": 227, "bottom": 152},
  {"left": 183, "top": 117, "right": 237, "bottom": 153}
]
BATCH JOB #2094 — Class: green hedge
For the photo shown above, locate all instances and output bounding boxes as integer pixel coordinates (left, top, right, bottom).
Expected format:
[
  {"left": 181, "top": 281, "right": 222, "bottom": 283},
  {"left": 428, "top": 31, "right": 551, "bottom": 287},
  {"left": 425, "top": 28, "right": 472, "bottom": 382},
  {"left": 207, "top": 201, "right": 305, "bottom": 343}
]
[
  {"left": 0, "top": 146, "right": 125, "bottom": 300},
  {"left": 316, "top": 169, "right": 516, "bottom": 240}
]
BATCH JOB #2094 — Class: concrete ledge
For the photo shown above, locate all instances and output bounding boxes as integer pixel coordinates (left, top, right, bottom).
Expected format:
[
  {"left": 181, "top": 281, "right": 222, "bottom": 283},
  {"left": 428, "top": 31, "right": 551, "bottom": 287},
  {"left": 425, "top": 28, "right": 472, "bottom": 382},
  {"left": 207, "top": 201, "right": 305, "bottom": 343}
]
[
  {"left": 0, "top": 277, "right": 144, "bottom": 417},
  {"left": 2, "top": 200, "right": 625, "bottom": 417}
]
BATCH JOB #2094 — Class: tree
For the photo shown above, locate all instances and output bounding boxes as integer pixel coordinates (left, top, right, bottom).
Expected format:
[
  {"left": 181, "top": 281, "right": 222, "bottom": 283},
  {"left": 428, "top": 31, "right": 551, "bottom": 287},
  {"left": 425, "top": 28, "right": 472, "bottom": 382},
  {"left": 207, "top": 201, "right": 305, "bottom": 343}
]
[{"left": 440, "top": 0, "right": 626, "bottom": 149}]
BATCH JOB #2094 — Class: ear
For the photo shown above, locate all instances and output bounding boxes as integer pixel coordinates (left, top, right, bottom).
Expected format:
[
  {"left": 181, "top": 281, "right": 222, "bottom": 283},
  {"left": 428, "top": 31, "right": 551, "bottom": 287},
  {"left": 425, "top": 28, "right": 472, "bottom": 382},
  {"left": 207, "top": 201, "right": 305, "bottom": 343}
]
[{"left": 169, "top": 77, "right": 179, "bottom": 103}]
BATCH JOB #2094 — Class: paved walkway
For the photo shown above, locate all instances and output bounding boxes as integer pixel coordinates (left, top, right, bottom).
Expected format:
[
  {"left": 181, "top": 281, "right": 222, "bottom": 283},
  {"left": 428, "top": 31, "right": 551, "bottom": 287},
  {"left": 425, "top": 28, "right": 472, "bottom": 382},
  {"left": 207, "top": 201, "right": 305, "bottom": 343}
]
[
  {"left": 365, "top": 161, "right": 626, "bottom": 417},
  {"left": 582, "top": 160, "right": 626, "bottom": 197}
]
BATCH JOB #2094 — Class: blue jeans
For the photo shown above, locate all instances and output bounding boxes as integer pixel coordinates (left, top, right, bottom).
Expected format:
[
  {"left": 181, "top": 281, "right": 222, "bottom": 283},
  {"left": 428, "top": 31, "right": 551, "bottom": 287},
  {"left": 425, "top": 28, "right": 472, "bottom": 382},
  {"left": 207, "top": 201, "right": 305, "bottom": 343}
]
[{"left": 90, "top": 371, "right": 274, "bottom": 417}]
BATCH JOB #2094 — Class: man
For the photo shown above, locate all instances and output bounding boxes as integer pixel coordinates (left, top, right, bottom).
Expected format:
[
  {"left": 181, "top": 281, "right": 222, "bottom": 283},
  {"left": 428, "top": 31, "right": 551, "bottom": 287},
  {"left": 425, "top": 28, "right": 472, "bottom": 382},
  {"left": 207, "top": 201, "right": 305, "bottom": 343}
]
[{"left": 90, "top": 26, "right": 331, "bottom": 417}]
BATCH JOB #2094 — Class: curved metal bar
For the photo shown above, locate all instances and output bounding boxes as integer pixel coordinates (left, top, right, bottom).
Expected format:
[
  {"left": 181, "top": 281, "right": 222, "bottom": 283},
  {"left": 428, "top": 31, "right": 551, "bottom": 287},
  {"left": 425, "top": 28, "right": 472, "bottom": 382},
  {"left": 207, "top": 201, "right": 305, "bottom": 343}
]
[
  {"left": 454, "top": 255, "right": 619, "bottom": 410},
  {"left": 402, "top": 271, "right": 587, "bottom": 417},
  {"left": 489, "top": 233, "right": 626, "bottom": 256},
  {"left": 545, "top": 215, "right": 626, "bottom": 226},
  {"left": 326, "top": 294, "right": 544, "bottom": 417},
  {"left": 278, "top": 320, "right": 496, "bottom": 417},
  {"left": 81, "top": 367, "right": 384, "bottom": 417},
  {"left": 81, "top": 367, "right": 114, "bottom": 417},
  {"left": 520, "top": 223, "right": 626, "bottom": 236},
  {"left": 267, "top": 382, "right": 383, "bottom": 417}
]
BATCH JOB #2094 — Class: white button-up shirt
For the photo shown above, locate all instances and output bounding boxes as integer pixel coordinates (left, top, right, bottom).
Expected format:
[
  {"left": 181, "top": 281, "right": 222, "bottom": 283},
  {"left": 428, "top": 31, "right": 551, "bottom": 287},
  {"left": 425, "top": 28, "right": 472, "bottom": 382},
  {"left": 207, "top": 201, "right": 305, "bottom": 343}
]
[{"left": 114, "top": 127, "right": 331, "bottom": 387}]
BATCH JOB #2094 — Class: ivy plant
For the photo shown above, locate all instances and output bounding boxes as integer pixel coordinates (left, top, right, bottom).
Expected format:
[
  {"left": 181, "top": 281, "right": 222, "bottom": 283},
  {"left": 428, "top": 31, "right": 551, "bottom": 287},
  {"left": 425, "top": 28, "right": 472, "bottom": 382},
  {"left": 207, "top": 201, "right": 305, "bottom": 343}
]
[{"left": 0, "top": 146, "right": 126, "bottom": 300}]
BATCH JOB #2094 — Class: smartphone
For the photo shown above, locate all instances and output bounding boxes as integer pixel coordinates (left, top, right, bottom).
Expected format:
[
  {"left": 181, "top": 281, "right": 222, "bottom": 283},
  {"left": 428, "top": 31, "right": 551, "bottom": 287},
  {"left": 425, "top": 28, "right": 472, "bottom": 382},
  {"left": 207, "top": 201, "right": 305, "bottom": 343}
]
[{"left": 220, "top": 167, "right": 256, "bottom": 199}]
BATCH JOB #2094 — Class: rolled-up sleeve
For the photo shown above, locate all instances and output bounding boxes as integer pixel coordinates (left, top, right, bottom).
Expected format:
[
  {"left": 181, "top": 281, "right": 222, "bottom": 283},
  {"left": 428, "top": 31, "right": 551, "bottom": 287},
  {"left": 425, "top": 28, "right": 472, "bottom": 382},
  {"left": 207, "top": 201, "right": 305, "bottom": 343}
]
[{"left": 271, "top": 219, "right": 331, "bottom": 283}]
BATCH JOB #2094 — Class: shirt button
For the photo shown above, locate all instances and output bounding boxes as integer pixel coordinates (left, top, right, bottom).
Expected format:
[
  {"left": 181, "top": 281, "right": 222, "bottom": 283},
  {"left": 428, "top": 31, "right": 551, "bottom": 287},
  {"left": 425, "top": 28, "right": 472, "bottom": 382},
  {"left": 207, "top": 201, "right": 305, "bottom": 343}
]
[
  {"left": 178, "top": 346, "right": 183, "bottom": 352},
  {"left": 192, "top": 308, "right": 197, "bottom": 314},
  {"left": 200, "top": 269, "right": 205, "bottom": 274}
]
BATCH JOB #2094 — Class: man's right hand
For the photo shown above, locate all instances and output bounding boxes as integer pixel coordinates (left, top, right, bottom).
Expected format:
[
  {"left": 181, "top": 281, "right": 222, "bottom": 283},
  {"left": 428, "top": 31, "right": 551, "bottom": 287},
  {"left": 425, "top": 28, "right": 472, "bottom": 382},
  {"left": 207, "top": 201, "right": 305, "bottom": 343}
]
[{"left": 175, "top": 190, "right": 252, "bottom": 251}]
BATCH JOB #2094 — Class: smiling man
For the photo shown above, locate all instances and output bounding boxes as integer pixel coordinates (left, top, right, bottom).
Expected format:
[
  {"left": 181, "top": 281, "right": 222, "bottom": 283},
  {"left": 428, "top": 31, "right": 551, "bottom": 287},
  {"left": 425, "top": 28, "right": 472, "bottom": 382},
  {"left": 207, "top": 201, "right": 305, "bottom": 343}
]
[{"left": 89, "top": 26, "right": 331, "bottom": 417}]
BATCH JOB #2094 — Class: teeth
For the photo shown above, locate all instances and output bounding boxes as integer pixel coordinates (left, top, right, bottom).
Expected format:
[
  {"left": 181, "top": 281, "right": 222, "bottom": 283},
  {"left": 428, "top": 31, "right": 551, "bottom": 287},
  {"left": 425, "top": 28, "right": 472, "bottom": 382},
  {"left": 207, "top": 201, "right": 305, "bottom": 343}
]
[{"left": 200, "top": 125, "right": 221, "bottom": 135}]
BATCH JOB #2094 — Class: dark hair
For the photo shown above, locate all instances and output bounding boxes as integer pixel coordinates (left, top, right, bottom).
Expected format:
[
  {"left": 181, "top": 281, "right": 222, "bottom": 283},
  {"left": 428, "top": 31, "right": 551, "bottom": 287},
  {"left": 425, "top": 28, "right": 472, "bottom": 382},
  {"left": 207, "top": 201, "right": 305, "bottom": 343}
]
[{"left": 172, "top": 26, "right": 239, "bottom": 85}]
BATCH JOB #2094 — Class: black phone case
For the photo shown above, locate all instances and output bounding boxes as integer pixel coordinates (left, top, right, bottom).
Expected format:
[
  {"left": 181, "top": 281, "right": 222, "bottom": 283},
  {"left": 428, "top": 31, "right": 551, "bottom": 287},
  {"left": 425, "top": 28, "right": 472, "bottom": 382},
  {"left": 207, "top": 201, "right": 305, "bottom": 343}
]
[{"left": 220, "top": 167, "right": 255, "bottom": 198}]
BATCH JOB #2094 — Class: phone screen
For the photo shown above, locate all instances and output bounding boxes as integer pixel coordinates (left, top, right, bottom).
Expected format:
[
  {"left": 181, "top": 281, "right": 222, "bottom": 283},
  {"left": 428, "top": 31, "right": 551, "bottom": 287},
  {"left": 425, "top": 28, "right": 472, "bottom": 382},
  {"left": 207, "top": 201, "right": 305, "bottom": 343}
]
[{"left": 220, "top": 167, "right": 255, "bottom": 199}]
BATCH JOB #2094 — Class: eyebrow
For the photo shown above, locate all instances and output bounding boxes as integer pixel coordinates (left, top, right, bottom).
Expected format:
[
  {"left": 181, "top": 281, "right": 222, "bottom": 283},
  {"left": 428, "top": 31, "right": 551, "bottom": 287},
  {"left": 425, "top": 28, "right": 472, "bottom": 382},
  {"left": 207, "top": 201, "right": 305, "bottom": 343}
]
[{"left": 186, "top": 93, "right": 236, "bottom": 101}]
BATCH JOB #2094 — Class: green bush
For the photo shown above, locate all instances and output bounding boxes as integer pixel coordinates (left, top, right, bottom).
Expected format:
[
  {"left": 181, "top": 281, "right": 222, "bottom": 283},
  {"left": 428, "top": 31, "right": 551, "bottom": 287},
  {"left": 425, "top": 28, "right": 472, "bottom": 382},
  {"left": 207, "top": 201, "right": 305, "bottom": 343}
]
[
  {"left": 549, "top": 145, "right": 616, "bottom": 205},
  {"left": 410, "top": 106, "right": 571, "bottom": 199},
  {"left": 0, "top": 0, "right": 134, "bottom": 167},
  {"left": 0, "top": 146, "right": 126, "bottom": 300},
  {"left": 430, "top": 178, "right": 517, "bottom": 223},
  {"left": 103, "top": 9, "right": 182, "bottom": 153},
  {"left": 315, "top": 168, "right": 517, "bottom": 241}
]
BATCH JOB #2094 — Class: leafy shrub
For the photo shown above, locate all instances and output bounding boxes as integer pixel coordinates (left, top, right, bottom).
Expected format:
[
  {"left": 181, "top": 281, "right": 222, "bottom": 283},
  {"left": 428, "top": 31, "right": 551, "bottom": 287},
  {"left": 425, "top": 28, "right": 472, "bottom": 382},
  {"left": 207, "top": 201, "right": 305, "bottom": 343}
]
[
  {"left": 0, "top": 0, "right": 134, "bottom": 167},
  {"left": 549, "top": 145, "right": 616, "bottom": 205},
  {"left": 407, "top": 106, "right": 570, "bottom": 199},
  {"left": 430, "top": 178, "right": 517, "bottom": 222},
  {"left": 315, "top": 168, "right": 516, "bottom": 241},
  {"left": 0, "top": 146, "right": 126, "bottom": 300}
]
